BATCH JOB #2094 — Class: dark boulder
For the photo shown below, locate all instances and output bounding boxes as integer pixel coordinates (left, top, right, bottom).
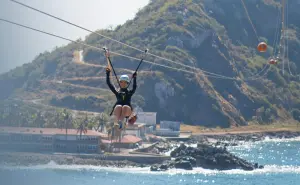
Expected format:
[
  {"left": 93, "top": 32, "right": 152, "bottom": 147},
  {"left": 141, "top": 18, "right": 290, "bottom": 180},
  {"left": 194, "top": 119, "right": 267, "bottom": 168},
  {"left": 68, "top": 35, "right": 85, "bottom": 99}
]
[
  {"left": 175, "top": 156, "right": 197, "bottom": 166},
  {"left": 174, "top": 160, "right": 193, "bottom": 170},
  {"left": 150, "top": 164, "right": 169, "bottom": 171},
  {"left": 171, "top": 143, "right": 263, "bottom": 171}
]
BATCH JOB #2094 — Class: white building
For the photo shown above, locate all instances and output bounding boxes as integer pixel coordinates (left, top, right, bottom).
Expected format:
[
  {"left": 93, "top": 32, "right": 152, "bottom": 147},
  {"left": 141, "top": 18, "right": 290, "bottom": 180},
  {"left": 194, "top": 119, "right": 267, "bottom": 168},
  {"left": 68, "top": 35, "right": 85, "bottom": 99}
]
[
  {"left": 124, "top": 124, "right": 146, "bottom": 138},
  {"left": 136, "top": 112, "right": 157, "bottom": 127},
  {"left": 160, "top": 121, "right": 181, "bottom": 131}
]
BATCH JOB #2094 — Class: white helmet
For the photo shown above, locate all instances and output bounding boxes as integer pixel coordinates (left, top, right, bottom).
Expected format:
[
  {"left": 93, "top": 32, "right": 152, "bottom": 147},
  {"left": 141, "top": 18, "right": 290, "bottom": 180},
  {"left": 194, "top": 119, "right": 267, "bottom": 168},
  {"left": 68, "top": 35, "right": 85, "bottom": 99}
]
[{"left": 119, "top": 75, "right": 129, "bottom": 83}]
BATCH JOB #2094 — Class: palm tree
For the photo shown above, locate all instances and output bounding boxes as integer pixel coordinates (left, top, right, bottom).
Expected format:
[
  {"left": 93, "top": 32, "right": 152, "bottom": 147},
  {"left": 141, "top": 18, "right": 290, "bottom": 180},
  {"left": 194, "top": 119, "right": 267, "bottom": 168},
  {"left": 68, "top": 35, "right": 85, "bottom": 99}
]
[
  {"left": 64, "top": 109, "right": 73, "bottom": 140},
  {"left": 106, "top": 119, "right": 115, "bottom": 142},
  {"left": 20, "top": 111, "right": 30, "bottom": 127},
  {"left": 55, "top": 109, "right": 64, "bottom": 130},
  {"left": 96, "top": 113, "right": 109, "bottom": 132},
  {"left": 58, "top": 109, "right": 73, "bottom": 140},
  {"left": 32, "top": 111, "right": 44, "bottom": 128},
  {"left": 77, "top": 114, "right": 88, "bottom": 139}
]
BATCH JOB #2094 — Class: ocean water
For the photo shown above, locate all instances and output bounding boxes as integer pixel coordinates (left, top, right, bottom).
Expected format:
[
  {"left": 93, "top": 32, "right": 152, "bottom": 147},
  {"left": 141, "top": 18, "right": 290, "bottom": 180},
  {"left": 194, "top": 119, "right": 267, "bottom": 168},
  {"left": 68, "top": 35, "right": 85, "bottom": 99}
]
[{"left": 1, "top": 137, "right": 300, "bottom": 185}]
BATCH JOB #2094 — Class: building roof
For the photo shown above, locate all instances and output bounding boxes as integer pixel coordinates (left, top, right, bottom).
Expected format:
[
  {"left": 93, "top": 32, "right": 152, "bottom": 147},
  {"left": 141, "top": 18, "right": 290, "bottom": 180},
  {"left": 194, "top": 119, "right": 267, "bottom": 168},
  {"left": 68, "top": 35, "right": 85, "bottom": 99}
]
[
  {"left": 0, "top": 126, "right": 106, "bottom": 137},
  {"left": 137, "top": 112, "right": 157, "bottom": 116},
  {"left": 101, "top": 135, "right": 142, "bottom": 144},
  {"left": 126, "top": 123, "right": 145, "bottom": 130},
  {"left": 121, "top": 135, "right": 142, "bottom": 143}
]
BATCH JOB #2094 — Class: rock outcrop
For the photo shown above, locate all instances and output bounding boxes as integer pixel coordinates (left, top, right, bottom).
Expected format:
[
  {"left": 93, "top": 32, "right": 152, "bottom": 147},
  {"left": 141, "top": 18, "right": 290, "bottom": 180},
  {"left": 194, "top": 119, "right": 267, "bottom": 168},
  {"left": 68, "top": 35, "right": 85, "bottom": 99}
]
[{"left": 150, "top": 143, "right": 263, "bottom": 171}]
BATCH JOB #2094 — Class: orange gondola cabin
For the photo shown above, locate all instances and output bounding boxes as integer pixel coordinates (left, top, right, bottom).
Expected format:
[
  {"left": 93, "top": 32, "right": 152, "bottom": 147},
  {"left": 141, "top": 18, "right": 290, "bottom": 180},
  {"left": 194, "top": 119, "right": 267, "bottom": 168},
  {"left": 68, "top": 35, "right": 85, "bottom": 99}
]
[{"left": 257, "top": 42, "right": 267, "bottom": 52}]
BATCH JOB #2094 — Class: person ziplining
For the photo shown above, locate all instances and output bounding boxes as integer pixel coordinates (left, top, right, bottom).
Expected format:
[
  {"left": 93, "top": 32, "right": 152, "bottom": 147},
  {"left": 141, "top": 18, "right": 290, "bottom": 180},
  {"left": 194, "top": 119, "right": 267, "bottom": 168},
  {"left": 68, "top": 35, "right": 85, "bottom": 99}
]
[{"left": 104, "top": 48, "right": 147, "bottom": 130}]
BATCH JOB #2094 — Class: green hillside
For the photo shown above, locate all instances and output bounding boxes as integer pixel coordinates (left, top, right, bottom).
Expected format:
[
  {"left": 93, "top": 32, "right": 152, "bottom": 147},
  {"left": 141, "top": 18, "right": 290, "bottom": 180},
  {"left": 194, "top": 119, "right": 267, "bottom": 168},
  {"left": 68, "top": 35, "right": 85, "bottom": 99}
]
[{"left": 1, "top": 0, "right": 300, "bottom": 128}]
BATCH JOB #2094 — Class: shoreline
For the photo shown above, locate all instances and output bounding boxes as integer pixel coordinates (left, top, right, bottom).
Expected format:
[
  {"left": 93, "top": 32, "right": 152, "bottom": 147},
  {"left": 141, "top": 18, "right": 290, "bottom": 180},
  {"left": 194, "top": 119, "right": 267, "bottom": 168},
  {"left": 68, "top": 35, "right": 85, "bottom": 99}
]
[
  {"left": 183, "top": 122, "right": 300, "bottom": 136},
  {"left": 1, "top": 130, "right": 300, "bottom": 169},
  {"left": 0, "top": 152, "right": 149, "bottom": 168}
]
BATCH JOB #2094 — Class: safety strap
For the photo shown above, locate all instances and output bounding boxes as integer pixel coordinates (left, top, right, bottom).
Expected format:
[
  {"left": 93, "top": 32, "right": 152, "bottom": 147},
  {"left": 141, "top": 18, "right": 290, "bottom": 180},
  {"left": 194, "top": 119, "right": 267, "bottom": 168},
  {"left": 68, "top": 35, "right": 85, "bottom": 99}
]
[
  {"left": 128, "top": 49, "right": 148, "bottom": 87},
  {"left": 104, "top": 48, "right": 148, "bottom": 116},
  {"left": 103, "top": 47, "right": 121, "bottom": 89}
]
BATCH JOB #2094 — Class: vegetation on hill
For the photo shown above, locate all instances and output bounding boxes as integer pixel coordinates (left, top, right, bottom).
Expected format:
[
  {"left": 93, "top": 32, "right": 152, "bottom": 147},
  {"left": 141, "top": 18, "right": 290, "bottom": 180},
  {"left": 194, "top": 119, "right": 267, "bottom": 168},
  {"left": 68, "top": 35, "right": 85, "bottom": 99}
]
[{"left": 0, "top": 0, "right": 300, "bottom": 128}]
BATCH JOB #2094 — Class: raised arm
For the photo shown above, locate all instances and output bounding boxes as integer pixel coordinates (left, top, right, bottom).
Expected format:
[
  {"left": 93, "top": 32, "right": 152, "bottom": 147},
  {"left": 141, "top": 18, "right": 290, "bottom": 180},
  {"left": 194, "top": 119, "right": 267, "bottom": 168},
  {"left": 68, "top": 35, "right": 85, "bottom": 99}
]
[
  {"left": 106, "top": 69, "right": 118, "bottom": 95},
  {"left": 130, "top": 72, "right": 137, "bottom": 94}
]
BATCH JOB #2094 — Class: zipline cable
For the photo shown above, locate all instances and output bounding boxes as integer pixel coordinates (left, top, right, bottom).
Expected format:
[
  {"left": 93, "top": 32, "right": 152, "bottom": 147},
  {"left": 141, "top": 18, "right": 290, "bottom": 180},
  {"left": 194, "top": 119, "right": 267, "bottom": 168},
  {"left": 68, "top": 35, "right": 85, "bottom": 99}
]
[
  {"left": 0, "top": 18, "right": 240, "bottom": 81},
  {"left": 281, "top": 0, "right": 286, "bottom": 75},
  {"left": 6, "top": 0, "right": 283, "bottom": 81},
  {"left": 240, "top": 0, "right": 260, "bottom": 42},
  {"left": 9, "top": 0, "right": 246, "bottom": 80},
  {"left": 11, "top": 0, "right": 278, "bottom": 81},
  {"left": 103, "top": 47, "right": 121, "bottom": 88},
  {"left": 285, "top": 1, "right": 299, "bottom": 77}
]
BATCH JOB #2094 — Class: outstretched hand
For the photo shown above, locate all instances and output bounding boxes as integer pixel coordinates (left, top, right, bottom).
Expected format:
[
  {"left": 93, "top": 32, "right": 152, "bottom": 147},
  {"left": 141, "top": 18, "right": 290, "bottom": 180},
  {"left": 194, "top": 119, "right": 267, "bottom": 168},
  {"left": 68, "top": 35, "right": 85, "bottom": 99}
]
[
  {"left": 106, "top": 67, "right": 111, "bottom": 73},
  {"left": 132, "top": 72, "right": 137, "bottom": 78},
  {"left": 105, "top": 50, "right": 110, "bottom": 58}
]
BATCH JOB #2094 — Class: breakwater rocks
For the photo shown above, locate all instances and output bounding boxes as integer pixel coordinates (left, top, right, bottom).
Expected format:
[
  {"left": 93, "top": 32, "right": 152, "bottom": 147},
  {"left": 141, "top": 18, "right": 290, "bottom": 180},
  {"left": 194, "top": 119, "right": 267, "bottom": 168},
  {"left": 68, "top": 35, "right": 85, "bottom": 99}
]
[{"left": 150, "top": 143, "right": 264, "bottom": 172}]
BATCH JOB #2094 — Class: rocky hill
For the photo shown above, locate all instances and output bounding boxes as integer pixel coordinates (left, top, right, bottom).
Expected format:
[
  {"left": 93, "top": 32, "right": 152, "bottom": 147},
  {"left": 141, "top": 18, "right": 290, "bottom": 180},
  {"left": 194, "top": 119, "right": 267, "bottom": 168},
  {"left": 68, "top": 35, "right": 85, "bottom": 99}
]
[{"left": 1, "top": 0, "right": 300, "bottom": 128}]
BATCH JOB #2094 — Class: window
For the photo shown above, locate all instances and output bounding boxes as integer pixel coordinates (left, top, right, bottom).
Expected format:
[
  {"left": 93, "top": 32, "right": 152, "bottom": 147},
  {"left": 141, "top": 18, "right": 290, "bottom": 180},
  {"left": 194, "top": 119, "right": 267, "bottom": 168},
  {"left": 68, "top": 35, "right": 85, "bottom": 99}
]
[
  {"left": 43, "top": 144, "right": 52, "bottom": 149},
  {"left": 87, "top": 145, "right": 97, "bottom": 150},
  {"left": 56, "top": 144, "right": 66, "bottom": 149},
  {"left": 42, "top": 136, "right": 52, "bottom": 141},
  {"left": 77, "top": 144, "right": 87, "bottom": 150}
]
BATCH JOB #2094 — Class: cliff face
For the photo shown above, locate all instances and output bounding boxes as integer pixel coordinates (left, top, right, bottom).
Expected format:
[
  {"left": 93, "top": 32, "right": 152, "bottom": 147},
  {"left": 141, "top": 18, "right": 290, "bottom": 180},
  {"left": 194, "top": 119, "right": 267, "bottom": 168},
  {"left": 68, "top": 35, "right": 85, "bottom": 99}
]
[{"left": 1, "top": 0, "right": 300, "bottom": 127}]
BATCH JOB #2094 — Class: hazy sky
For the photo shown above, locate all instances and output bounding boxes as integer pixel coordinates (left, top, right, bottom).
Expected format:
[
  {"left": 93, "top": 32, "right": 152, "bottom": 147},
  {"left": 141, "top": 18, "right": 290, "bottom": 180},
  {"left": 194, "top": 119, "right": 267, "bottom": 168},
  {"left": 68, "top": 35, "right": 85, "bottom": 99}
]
[{"left": 0, "top": 0, "right": 149, "bottom": 74}]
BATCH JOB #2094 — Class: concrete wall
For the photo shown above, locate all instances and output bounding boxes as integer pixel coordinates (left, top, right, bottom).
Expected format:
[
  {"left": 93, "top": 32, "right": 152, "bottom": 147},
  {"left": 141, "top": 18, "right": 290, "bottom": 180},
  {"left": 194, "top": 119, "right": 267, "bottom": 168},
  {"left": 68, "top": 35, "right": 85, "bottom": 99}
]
[
  {"left": 0, "top": 133, "right": 101, "bottom": 154},
  {"left": 112, "top": 141, "right": 142, "bottom": 149},
  {"left": 124, "top": 130, "right": 140, "bottom": 137},
  {"left": 86, "top": 155, "right": 171, "bottom": 164},
  {"left": 160, "top": 121, "right": 181, "bottom": 131},
  {"left": 145, "top": 126, "right": 154, "bottom": 134},
  {"left": 154, "top": 130, "right": 180, "bottom": 137}
]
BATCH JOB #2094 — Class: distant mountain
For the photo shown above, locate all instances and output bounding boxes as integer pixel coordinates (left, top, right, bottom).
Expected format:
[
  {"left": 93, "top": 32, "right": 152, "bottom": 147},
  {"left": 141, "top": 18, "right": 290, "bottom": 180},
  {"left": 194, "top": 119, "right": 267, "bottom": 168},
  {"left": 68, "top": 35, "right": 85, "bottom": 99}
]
[{"left": 1, "top": 0, "right": 300, "bottom": 127}]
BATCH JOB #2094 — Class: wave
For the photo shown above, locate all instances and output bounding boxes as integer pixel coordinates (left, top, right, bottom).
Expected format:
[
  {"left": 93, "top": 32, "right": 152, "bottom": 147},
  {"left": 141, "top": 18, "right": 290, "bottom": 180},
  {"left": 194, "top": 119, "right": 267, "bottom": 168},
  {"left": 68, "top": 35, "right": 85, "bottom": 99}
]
[
  {"left": 165, "top": 137, "right": 300, "bottom": 156},
  {"left": 1, "top": 161, "right": 300, "bottom": 175},
  {"left": 261, "top": 136, "right": 300, "bottom": 143}
]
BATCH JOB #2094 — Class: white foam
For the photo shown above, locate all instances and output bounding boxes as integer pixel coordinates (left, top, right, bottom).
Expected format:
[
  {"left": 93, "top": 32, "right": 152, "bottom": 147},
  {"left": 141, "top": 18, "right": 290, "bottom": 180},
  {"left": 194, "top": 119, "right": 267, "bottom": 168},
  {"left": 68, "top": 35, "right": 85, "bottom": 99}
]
[
  {"left": 1, "top": 162, "right": 300, "bottom": 175},
  {"left": 261, "top": 136, "right": 300, "bottom": 143},
  {"left": 227, "top": 136, "right": 300, "bottom": 151}
]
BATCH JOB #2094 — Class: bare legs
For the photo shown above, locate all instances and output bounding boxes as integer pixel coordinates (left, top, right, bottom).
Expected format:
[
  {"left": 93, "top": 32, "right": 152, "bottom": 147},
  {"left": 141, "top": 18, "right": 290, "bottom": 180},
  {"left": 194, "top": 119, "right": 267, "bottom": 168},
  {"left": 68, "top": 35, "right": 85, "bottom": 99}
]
[
  {"left": 122, "top": 105, "right": 132, "bottom": 120},
  {"left": 112, "top": 105, "right": 132, "bottom": 142},
  {"left": 113, "top": 105, "right": 122, "bottom": 121},
  {"left": 113, "top": 105, "right": 132, "bottom": 121}
]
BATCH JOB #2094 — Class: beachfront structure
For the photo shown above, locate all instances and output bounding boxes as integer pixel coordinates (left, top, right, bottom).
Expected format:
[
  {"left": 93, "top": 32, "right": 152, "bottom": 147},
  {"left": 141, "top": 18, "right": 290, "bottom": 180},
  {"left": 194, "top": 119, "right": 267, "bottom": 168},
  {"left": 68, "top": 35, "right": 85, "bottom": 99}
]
[
  {"left": 124, "top": 124, "right": 146, "bottom": 138},
  {"left": 101, "top": 135, "right": 142, "bottom": 149},
  {"left": 153, "top": 121, "right": 181, "bottom": 137},
  {"left": 160, "top": 121, "right": 181, "bottom": 131},
  {"left": 154, "top": 128, "right": 180, "bottom": 137},
  {"left": 135, "top": 112, "right": 157, "bottom": 133},
  {"left": 145, "top": 126, "right": 154, "bottom": 134},
  {"left": 0, "top": 127, "right": 106, "bottom": 154},
  {"left": 136, "top": 112, "right": 156, "bottom": 127}
]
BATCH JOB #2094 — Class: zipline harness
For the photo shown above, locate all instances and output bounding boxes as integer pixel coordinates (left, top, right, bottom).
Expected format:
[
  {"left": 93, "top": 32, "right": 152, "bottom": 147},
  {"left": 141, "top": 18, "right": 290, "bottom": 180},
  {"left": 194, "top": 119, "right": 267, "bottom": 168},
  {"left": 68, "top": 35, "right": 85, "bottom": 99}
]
[{"left": 103, "top": 48, "right": 148, "bottom": 116}]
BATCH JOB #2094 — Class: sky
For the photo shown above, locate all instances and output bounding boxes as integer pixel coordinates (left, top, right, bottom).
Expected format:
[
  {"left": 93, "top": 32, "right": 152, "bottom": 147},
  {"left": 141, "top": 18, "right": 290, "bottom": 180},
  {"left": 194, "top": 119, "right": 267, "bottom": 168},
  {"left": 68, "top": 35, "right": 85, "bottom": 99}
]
[{"left": 0, "top": 0, "right": 150, "bottom": 74}]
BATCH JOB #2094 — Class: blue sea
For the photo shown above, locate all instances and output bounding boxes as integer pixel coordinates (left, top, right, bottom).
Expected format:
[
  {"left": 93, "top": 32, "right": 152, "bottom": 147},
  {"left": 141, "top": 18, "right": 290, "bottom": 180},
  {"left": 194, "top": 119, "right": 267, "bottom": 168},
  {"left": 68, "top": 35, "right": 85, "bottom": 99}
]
[{"left": 1, "top": 137, "right": 300, "bottom": 185}]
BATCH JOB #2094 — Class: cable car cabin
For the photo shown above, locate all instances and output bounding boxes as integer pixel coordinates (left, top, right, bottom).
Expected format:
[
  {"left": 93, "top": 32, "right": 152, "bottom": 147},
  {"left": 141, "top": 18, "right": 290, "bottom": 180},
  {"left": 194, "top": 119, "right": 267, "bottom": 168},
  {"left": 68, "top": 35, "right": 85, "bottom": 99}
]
[
  {"left": 257, "top": 42, "right": 267, "bottom": 52},
  {"left": 269, "top": 59, "right": 278, "bottom": 65}
]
